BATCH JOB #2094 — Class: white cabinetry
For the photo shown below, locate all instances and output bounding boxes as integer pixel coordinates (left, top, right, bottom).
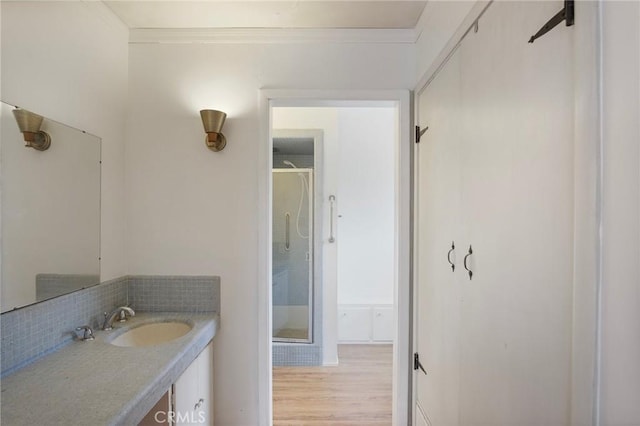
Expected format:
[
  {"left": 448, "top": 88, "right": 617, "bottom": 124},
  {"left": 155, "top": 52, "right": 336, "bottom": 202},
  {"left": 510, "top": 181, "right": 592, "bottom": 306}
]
[
  {"left": 174, "top": 341, "right": 214, "bottom": 425},
  {"left": 338, "top": 306, "right": 370, "bottom": 342},
  {"left": 372, "top": 307, "right": 394, "bottom": 342},
  {"left": 338, "top": 305, "right": 394, "bottom": 343}
]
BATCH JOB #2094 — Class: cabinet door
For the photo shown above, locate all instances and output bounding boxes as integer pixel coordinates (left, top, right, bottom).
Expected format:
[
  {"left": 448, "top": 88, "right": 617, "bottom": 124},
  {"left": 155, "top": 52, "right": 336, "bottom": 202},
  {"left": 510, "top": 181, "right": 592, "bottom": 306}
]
[
  {"left": 174, "top": 341, "right": 214, "bottom": 425},
  {"left": 174, "top": 354, "right": 199, "bottom": 425},
  {"left": 372, "top": 306, "right": 394, "bottom": 342},
  {"left": 414, "top": 47, "right": 463, "bottom": 426},
  {"left": 457, "top": 2, "right": 574, "bottom": 424},
  {"left": 338, "top": 307, "right": 371, "bottom": 342},
  {"left": 196, "top": 342, "right": 213, "bottom": 425},
  {"left": 139, "top": 389, "right": 172, "bottom": 425}
]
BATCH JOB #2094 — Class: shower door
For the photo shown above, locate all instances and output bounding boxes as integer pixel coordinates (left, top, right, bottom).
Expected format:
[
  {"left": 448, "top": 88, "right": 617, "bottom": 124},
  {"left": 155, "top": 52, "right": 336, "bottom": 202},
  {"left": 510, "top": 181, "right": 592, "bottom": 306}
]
[{"left": 272, "top": 169, "right": 313, "bottom": 343}]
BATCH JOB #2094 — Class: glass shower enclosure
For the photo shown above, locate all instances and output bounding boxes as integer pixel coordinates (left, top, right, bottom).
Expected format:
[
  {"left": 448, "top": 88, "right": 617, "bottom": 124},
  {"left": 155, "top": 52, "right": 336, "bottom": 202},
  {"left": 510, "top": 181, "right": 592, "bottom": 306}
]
[{"left": 272, "top": 169, "right": 313, "bottom": 343}]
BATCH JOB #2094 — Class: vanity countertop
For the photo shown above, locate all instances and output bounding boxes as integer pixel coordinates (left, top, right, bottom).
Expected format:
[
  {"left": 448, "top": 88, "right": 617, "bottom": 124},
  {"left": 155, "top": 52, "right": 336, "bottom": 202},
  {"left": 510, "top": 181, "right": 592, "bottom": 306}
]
[{"left": 0, "top": 312, "right": 219, "bottom": 426}]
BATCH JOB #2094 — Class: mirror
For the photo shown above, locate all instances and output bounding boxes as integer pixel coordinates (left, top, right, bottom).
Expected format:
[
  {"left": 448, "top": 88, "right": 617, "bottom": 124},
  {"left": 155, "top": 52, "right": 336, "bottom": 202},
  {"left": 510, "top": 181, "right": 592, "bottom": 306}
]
[{"left": 1, "top": 101, "right": 101, "bottom": 312}]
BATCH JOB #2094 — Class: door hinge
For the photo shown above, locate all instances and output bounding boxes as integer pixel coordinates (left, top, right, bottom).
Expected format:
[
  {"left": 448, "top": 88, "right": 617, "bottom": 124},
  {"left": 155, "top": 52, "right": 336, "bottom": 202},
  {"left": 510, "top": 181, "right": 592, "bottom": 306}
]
[
  {"left": 415, "top": 125, "right": 428, "bottom": 143},
  {"left": 414, "top": 353, "right": 427, "bottom": 375}
]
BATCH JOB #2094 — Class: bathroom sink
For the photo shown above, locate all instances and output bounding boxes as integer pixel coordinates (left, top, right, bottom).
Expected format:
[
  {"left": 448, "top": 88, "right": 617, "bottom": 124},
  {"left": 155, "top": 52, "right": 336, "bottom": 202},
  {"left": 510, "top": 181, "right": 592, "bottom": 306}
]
[{"left": 109, "top": 322, "right": 192, "bottom": 347}]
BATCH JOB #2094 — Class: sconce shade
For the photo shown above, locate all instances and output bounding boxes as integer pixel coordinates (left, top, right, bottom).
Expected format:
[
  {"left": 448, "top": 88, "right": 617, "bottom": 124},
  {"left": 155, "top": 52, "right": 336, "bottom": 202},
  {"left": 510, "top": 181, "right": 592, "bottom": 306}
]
[
  {"left": 13, "top": 109, "right": 43, "bottom": 139},
  {"left": 200, "top": 109, "right": 227, "bottom": 152},
  {"left": 12, "top": 108, "right": 51, "bottom": 151},
  {"left": 200, "top": 109, "right": 226, "bottom": 133}
]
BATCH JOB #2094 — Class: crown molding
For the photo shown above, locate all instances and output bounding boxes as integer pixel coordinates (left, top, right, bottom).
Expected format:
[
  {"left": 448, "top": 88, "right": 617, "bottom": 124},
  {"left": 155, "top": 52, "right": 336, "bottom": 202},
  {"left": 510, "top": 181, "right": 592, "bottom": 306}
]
[{"left": 129, "top": 27, "right": 419, "bottom": 44}]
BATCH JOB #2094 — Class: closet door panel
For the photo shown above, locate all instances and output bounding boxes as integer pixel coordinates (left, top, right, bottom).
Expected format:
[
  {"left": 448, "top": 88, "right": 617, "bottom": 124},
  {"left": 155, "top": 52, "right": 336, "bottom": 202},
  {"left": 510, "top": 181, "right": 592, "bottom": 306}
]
[
  {"left": 415, "top": 50, "right": 463, "bottom": 426},
  {"left": 457, "top": 1, "right": 574, "bottom": 424}
]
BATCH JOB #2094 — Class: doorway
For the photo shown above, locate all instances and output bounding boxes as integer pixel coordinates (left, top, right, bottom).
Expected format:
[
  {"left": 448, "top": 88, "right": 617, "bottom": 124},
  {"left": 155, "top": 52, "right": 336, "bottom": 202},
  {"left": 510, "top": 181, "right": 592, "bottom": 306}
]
[{"left": 258, "top": 90, "right": 412, "bottom": 426}]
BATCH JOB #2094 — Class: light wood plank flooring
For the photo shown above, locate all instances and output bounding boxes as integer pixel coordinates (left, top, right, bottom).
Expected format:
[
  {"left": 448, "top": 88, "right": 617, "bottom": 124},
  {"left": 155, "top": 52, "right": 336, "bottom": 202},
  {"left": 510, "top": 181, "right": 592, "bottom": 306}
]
[{"left": 273, "top": 344, "right": 392, "bottom": 426}]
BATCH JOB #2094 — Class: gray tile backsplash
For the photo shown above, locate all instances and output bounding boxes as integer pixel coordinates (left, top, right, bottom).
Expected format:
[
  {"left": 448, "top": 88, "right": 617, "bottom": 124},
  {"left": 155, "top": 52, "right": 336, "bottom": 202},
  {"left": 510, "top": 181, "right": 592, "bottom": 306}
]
[
  {"left": 128, "top": 275, "right": 220, "bottom": 313},
  {"left": 1, "top": 275, "right": 220, "bottom": 376},
  {"left": 1, "top": 277, "right": 128, "bottom": 376}
]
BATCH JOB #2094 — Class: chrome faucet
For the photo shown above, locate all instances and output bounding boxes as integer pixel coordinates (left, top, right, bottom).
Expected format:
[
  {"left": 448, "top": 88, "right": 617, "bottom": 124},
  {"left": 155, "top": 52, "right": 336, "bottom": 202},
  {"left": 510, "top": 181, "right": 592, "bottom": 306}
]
[{"left": 103, "top": 306, "right": 135, "bottom": 330}]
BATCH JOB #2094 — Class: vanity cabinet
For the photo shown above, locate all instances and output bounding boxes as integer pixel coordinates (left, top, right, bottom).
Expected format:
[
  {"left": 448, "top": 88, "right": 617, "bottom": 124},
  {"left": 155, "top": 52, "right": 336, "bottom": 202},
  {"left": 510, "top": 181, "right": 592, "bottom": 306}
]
[
  {"left": 174, "top": 341, "right": 214, "bottom": 425},
  {"left": 139, "top": 390, "right": 173, "bottom": 425},
  {"left": 139, "top": 341, "right": 214, "bottom": 425}
]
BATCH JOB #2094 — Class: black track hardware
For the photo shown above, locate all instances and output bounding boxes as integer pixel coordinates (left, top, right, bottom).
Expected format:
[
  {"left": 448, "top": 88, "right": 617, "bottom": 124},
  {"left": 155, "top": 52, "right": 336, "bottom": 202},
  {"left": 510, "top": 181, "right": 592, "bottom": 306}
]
[{"left": 528, "top": 0, "right": 574, "bottom": 43}]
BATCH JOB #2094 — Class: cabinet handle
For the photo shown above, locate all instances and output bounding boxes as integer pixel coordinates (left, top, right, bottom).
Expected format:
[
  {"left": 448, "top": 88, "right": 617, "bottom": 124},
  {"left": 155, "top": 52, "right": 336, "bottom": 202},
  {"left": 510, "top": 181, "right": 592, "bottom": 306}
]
[
  {"left": 447, "top": 241, "right": 455, "bottom": 272},
  {"left": 194, "top": 398, "right": 204, "bottom": 410},
  {"left": 463, "top": 245, "right": 473, "bottom": 280}
]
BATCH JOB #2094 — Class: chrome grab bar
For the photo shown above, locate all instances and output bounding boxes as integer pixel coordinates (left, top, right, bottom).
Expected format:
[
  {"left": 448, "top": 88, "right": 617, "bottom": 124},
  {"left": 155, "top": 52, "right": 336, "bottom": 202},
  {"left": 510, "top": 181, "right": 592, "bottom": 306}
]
[
  {"left": 285, "top": 213, "right": 291, "bottom": 251},
  {"left": 328, "top": 195, "right": 336, "bottom": 243}
]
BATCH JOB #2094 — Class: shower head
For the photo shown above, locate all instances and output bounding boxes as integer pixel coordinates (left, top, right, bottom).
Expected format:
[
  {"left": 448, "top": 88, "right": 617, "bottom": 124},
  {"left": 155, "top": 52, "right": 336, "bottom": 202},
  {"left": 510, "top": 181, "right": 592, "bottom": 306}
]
[{"left": 283, "top": 160, "right": 298, "bottom": 168}]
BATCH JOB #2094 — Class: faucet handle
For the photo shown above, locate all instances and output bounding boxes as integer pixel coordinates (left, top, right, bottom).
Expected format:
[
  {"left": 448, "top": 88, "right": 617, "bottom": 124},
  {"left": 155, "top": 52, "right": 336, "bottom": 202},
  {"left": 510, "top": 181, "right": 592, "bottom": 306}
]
[
  {"left": 103, "top": 312, "right": 110, "bottom": 330},
  {"left": 75, "top": 325, "right": 95, "bottom": 341},
  {"left": 118, "top": 309, "right": 132, "bottom": 322}
]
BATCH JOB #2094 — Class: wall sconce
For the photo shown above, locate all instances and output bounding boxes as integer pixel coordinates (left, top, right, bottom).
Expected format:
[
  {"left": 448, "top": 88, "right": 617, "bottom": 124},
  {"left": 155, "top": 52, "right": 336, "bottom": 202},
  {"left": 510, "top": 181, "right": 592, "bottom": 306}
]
[
  {"left": 200, "top": 109, "right": 227, "bottom": 151},
  {"left": 12, "top": 108, "right": 51, "bottom": 151}
]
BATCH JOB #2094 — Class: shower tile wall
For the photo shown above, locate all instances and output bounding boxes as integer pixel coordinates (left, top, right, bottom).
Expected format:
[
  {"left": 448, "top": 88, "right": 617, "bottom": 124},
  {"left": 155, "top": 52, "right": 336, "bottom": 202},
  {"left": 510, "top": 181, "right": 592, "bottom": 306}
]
[{"left": 273, "top": 343, "right": 321, "bottom": 366}]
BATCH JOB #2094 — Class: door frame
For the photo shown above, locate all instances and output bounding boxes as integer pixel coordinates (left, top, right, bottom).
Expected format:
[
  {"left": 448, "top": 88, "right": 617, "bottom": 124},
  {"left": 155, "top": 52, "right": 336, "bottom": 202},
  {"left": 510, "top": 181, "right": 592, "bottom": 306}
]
[{"left": 258, "top": 89, "right": 412, "bottom": 426}]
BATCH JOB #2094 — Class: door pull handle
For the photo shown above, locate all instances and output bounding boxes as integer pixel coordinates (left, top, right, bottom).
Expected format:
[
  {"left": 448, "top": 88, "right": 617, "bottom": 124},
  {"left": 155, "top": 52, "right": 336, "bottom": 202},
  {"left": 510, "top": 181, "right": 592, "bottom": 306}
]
[
  {"left": 463, "top": 245, "right": 473, "bottom": 280},
  {"left": 447, "top": 241, "right": 455, "bottom": 272}
]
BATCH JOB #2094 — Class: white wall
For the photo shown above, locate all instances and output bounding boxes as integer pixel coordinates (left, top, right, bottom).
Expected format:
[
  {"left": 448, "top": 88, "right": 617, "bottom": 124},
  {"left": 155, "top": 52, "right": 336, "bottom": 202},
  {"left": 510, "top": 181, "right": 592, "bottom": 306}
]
[
  {"left": 127, "top": 42, "right": 413, "bottom": 425},
  {"left": 600, "top": 1, "right": 640, "bottom": 423},
  {"left": 0, "top": 1, "right": 129, "bottom": 281},
  {"left": 336, "top": 107, "right": 395, "bottom": 306}
]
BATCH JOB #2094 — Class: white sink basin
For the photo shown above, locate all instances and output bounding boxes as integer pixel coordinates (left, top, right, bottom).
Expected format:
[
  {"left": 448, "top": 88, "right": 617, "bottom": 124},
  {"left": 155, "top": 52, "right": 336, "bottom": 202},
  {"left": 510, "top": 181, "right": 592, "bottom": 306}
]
[{"left": 110, "top": 322, "right": 192, "bottom": 347}]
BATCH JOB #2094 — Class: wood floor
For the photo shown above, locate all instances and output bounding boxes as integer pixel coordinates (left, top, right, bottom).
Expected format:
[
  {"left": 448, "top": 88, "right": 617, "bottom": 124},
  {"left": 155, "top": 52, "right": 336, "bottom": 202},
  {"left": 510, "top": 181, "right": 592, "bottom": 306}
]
[{"left": 273, "top": 344, "right": 393, "bottom": 426}]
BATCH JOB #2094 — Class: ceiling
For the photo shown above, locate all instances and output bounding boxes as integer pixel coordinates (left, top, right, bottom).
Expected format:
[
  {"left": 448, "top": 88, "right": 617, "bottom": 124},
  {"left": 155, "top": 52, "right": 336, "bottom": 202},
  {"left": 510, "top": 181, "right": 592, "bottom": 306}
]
[{"left": 103, "top": 1, "right": 428, "bottom": 30}]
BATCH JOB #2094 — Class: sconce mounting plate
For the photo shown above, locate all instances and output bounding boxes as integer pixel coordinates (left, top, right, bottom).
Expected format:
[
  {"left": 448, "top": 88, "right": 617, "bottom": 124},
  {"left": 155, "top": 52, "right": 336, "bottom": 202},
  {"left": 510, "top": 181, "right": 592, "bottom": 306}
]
[
  {"left": 29, "top": 131, "right": 51, "bottom": 151},
  {"left": 205, "top": 133, "right": 226, "bottom": 152}
]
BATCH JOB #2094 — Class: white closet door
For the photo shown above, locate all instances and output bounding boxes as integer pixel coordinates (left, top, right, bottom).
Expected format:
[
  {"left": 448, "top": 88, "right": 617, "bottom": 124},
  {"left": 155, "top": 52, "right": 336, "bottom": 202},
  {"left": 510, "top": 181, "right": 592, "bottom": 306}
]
[
  {"left": 414, "top": 1, "right": 576, "bottom": 424},
  {"left": 457, "top": 1, "right": 574, "bottom": 424},
  {"left": 414, "top": 50, "right": 463, "bottom": 426}
]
